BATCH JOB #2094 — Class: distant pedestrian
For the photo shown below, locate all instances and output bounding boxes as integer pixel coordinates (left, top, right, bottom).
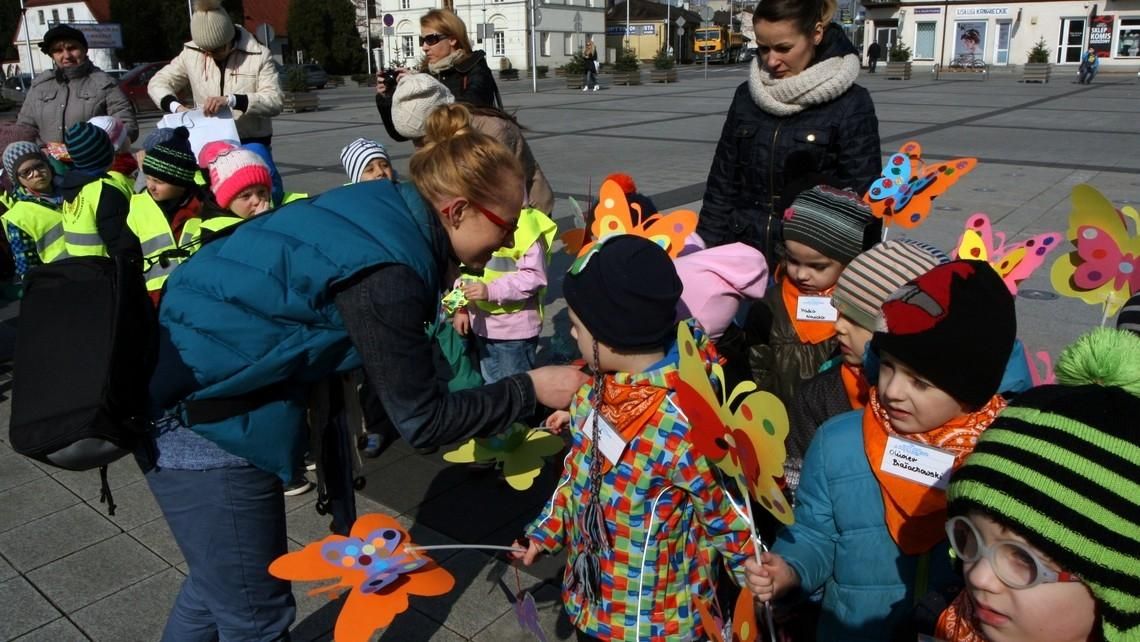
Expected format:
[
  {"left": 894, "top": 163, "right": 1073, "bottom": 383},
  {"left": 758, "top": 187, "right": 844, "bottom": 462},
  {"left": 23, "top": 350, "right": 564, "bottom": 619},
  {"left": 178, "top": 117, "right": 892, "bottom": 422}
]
[
  {"left": 1078, "top": 47, "right": 1099, "bottom": 84},
  {"left": 583, "top": 39, "right": 599, "bottom": 91},
  {"left": 867, "top": 41, "right": 882, "bottom": 73}
]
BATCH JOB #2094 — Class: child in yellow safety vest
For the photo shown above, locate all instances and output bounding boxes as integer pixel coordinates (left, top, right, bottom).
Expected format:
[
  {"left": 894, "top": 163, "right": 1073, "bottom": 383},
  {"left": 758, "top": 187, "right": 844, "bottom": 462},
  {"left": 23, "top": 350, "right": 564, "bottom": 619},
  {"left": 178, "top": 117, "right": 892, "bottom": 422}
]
[
  {"left": 127, "top": 126, "right": 205, "bottom": 305},
  {"left": 58, "top": 122, "right": 139, "bottom": 261},
  {"left": 2, "top": 141, "right": 65, "bottom": 280},
  {"left": 191, "top": 142, "right": 274, "bottom": 245},
  {"left": 452, "top": 206, "right": 558, "bottom": 383}
]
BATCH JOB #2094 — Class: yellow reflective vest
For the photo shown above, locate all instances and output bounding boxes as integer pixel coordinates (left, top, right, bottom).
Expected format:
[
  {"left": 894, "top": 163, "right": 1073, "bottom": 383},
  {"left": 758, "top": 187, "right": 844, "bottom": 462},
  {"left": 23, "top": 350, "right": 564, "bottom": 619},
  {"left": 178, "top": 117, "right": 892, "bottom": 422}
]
[
  {"left": 473, "top": 207, "right": 558, "bottom": 315},
  {"left": 127, "top": 193, "right": 199, "bottom": 292},
  {"left": 60, "top": 178, "right": 131, "bottom": 258},
  {"left": 1, "top": 200, "right": 66, "bottom": 264},
  {"left": 279, "top": 192, "right": 308, "bottom": 206}
]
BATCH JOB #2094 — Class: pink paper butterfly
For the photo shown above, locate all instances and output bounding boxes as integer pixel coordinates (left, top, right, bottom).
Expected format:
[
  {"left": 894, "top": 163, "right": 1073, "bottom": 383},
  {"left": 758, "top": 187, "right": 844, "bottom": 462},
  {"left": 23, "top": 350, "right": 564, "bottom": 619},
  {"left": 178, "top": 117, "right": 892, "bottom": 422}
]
[
  {"left": 1025, "top": 349, "right": 1056, "bottom": 387},
  {"left": 955, "top": 213, "right": 1062, "bottom": 295}
]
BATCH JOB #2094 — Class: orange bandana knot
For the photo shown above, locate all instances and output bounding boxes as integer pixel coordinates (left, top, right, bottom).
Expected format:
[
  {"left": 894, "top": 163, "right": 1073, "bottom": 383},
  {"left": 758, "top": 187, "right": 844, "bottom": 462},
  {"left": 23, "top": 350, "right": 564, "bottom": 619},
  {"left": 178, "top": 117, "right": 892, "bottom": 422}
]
[
  {"left": 863, "top": 390, "right": 1006, "bottom": 554},
  {"left": 839, "top": 363, "right": 870, "bottom": 410},
  {"left": 935, "top": 592, "right": 987, "bottom": 642}
]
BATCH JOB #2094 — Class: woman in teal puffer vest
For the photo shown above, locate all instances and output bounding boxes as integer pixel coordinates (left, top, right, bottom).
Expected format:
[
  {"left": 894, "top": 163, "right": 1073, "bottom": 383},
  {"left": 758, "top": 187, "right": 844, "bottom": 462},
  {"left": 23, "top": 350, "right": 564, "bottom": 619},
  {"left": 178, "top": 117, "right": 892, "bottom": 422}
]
[{"left": 144, "top": 103, "right": 587, "bottom": 641}]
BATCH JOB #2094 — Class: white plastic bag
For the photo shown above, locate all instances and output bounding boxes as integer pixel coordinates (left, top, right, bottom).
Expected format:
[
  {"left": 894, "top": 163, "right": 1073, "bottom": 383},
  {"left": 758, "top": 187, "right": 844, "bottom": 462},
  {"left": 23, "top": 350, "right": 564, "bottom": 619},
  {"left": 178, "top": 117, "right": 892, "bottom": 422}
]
[{"left": 157, "top": 108, "right": 240, "bottom": 159}]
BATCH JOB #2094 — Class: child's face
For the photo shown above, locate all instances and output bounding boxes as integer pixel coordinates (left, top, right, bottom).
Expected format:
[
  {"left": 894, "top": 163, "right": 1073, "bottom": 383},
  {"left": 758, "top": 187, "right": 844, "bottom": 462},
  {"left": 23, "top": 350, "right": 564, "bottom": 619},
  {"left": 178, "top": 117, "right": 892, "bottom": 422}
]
[
  {"left": 834, "top": 313, "right": 872, "bottom": 367},
  {"left": 16, "top": 158, "right": 53, "bottom": 193},
  {"left": 359, "top": 158, "right": 393, "bottom": 182},
  {"left": 959, "top": 512, "right": 1098, "bottom": 642},
  {"left": 876, "top": 352, "right": 966, "bottom": 433},
  {"left": 229, "top": 184, "right": 271, "bottom": 218},
  {"left": 784, "top": 240, "right": 844, "bottom": 294},
  {"left": 146, "top": 175, "right": 186, "bottom": 203},
  {"left": 568, "top": 308, "right": 618, "bottom": 373}
]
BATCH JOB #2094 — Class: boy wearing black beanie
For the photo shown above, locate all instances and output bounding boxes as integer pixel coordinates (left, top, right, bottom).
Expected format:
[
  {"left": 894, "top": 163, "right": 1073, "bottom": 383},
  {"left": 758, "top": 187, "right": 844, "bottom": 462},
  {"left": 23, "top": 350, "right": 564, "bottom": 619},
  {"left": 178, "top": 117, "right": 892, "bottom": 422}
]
[{"left": 512, "top": 235, "right": 753, "bottom": 641}]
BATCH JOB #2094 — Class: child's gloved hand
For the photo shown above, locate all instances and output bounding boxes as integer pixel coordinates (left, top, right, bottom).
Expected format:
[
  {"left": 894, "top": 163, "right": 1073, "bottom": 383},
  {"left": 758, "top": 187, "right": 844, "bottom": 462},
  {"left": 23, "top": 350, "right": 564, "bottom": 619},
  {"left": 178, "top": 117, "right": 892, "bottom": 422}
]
[
  {"left": 543, "top": 410, "right": 571, "bottom": 434},
  {"left": 461, "top": 281, "right": 489, "bottom": 301},
  {"left": 452, "top": 309, "right": 470, "bottom": 336},
  {"left": 745, "top": 551, "right": 799, "bottom": 603},
  {"left": 510, "top": 538, "right": 543, "bottom": 566}
]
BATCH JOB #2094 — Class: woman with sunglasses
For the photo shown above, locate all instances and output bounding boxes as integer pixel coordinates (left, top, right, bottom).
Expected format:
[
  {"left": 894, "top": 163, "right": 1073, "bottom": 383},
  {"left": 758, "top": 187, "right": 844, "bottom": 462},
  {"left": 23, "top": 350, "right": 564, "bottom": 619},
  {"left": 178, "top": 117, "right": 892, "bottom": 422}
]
[
  {"left": 931, "top": 328, "right": 1138, "bottom": 642},
  {"left": 1, "top": 142, "right": 65, "bottom": 282},
  {"left": 376, "top": 10, "right": 501, "bottom": 113},
  {"left": 144, "top": 102, "right": 587, "bottom": 640}
]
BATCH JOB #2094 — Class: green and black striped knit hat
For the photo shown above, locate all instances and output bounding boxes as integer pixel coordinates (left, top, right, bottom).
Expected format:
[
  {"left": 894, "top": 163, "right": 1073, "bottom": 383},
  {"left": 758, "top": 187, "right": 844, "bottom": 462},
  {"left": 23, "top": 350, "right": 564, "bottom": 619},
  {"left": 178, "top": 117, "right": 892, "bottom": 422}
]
[
  {"left": 142, "top": 127, "right": 198, "bottom": 189},
  {"left": 949, "top": 327, "right": 1140, "bottom": 642}
]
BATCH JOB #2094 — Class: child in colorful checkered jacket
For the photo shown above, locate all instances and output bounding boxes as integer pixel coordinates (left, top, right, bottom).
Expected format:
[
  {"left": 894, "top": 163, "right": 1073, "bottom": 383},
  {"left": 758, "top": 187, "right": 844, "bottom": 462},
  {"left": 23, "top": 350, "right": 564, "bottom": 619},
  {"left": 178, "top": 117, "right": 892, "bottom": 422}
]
[{"left": 512, "top": 236, "right": 753, "bottom": 642}]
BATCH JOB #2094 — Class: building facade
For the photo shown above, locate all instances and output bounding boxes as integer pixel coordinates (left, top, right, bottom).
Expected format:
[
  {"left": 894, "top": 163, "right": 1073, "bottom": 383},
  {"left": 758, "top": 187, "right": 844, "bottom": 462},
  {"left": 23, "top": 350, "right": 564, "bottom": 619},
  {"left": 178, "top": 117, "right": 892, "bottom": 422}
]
[
  {"left": 359, "top": 0, "right": 605, "bottom": 71},
  {"left": 11, "top": 1, "right": 118, "bottom": 75},
  {"left": 863, "top": 0, "right": 1140, "bottom": 68}
]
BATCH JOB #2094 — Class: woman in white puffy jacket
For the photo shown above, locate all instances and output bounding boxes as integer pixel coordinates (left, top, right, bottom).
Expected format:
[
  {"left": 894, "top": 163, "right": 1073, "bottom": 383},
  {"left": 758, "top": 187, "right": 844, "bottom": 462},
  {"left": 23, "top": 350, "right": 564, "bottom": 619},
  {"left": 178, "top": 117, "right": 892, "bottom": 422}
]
[{"left": 148, "top": 0, "right": 283, "bottom": 146}]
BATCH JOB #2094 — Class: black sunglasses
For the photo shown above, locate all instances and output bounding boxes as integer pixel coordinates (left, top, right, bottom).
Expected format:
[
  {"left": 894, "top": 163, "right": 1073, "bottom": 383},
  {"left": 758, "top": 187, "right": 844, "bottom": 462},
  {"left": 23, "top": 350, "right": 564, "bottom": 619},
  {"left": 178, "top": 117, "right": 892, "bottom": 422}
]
[{"left": 419, "top": 33, "right": 448, "bottom": 46}]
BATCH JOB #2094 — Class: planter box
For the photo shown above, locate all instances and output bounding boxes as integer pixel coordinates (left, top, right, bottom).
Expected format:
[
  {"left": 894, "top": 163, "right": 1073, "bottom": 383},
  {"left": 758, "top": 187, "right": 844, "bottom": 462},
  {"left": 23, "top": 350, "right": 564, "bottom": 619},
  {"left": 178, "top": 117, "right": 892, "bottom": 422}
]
[
  {"left": 650, "top": 68, "right": 677, "bottom": 83},
  {"left": 885, "top": 61, "right": 912, "bottom": 80},
  {"left": 1023, "top": 63, "right": 1051, "bottom": 83},
  {"left": 499, "top": 69, "right": 520, "bottom": 81},
  {"left": 612, "top": 70, "right": 642, "bottom": 85},
  {"left": 554, "top": 67, "right": 567, "bottom": 77},
  {"left": 283, "top": 92, "right": 320, "bottom": 113},
  {"left": 567, "top": 76, "right": 588, "bottom": 89},
  {"left": 527, "top": 69, "right": 548, "bottom": 79}
]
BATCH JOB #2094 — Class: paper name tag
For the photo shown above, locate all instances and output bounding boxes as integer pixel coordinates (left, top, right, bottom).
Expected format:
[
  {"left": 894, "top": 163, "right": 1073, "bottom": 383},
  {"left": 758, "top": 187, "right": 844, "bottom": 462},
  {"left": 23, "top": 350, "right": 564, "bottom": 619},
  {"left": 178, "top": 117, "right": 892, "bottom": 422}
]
[
  {"left": 796, "top": 295, "right": 838, "bottom": 322},
  {"left": 583, "top": 410, "right": 628, "bottom": 466},
  {"left": 880, "top": 435, "right": 956, "bottom": 490}
]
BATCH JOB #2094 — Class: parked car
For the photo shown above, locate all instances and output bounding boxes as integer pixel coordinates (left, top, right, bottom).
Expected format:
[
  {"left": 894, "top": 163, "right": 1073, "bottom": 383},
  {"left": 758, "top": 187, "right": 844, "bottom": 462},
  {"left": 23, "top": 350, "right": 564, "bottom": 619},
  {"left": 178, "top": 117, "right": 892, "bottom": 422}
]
[
  {"left": 2, "top": 74, "right": 33, "bottom": 92},
  {"left": 118, "top": 61, "right": 175, "bottom": 113},
  {"left": 279, "top": 63, "right": 329, "bottom": 90},
  {"left": 104, "top": 68, "right": 131, "bottom": 81}
]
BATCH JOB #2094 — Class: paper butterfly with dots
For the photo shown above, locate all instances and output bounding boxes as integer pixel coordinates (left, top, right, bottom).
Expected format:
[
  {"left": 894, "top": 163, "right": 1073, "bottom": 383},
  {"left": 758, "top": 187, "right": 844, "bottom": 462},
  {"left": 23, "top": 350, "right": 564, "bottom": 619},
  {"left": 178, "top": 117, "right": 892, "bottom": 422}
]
[
  {"left": 1025, "top": 348, "right": 1056, "bottom": 388},
  {"left": 443, "top": 422, "right": 565, "bottom": 491},
  {"left": 563, "top": 176, "right": 697, "bottom": 258},
  {"left": 1050, "top": 184, "right": 1140, "bottom": 318},
  {"left": 864, "top": 140, "right": 978, "bottom": 229},
  {"left": 673, "top": 322, "right": 793, "bottom": 525},
  {"left": 954, "top": 213, "right": 1062, "bottom": 295},
  {"left": 696, "top": 589, "right": 759, "bottom": 642},
  {"left": 268, "top": 513, "right": 454, "bottom": 642}
]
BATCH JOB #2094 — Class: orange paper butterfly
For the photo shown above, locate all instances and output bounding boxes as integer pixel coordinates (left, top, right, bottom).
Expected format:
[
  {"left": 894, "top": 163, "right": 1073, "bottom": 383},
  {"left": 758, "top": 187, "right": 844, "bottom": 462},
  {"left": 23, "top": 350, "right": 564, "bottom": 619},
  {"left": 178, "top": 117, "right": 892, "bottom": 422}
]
[
  {"left": 864, "top": 140, "right": 978, "bottom": 229},
  {"left": 268, "top": 513, "right": 454, "bottom": 642},
  {"left": 673, "top": 322, "right": 793, "bottom": 525},
  {"left": 563, "top": 177, "right": 697, "bottom": 258},
  {"left": 696, "top": 589, "right": 760, "bottom": 642}
]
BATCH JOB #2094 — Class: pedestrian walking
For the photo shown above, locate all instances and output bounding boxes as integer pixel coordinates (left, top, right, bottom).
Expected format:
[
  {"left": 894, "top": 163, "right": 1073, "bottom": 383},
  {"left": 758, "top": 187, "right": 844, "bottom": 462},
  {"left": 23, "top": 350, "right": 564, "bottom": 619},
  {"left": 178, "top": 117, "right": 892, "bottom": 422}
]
[
  {"left": 867, "top": 40, "right": 882, "bottom": 73},
  {"left": 583, "top": 39, "right": 600, "bottom": 91}
]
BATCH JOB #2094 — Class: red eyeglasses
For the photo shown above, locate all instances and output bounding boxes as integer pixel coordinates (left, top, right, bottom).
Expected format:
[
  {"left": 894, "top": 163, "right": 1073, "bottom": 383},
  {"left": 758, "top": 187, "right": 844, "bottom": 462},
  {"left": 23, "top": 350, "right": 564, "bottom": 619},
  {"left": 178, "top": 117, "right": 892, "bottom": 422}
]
[{"left": 442, "top": 201, "right": 517, "bottom": 235}]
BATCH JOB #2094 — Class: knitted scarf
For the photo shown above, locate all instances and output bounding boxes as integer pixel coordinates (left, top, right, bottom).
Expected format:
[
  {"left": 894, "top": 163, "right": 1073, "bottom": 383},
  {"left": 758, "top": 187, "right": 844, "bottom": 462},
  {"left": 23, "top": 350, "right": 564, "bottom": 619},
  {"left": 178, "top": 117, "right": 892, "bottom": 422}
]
[
  {"left": 748, "top": 53, "right": 861, "bottom": 116},
  {"left": 863, "top": 390, "right": 1006, "bottom": 554},
  {"left": 935, "top": 591, "right": 987, "bottom": 642},
  {"left": 428, "top": 50, "right": 465, "bottom": 74}
]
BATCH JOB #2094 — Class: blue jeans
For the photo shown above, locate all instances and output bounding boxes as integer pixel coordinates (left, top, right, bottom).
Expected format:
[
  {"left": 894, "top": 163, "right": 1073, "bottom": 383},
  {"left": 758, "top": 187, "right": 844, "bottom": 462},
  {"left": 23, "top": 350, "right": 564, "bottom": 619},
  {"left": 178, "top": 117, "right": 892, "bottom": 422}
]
[
  {"left": 146, "top": 466, "right": 295, "bottom": 642},
  {"left": 476, "top": 336, "right": 537, "bottom": 384}
]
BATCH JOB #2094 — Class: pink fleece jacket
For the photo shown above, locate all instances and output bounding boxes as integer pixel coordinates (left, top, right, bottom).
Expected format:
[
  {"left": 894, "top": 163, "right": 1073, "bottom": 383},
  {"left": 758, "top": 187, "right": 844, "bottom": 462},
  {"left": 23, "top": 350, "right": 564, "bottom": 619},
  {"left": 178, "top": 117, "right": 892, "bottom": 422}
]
[{"left": 466, "top": 240, "right": 548, "bottom": 340}]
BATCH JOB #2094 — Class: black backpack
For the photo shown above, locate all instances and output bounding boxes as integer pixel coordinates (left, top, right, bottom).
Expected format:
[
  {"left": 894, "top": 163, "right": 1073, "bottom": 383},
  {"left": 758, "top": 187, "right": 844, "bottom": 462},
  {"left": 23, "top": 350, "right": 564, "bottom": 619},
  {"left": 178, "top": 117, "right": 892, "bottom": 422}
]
[{"left": 9, "top": 256, "right": 157, "bottom": 478}]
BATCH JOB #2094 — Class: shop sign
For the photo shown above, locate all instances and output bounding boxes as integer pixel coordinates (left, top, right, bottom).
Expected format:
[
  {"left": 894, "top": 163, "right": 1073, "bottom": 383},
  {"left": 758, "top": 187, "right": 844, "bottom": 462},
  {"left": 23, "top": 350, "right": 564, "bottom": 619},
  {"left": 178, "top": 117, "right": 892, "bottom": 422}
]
[
  {"left": 1089, "top": 15, "right": 1114, "bottom": 57},
  {"left": 914, "top": 7, "right": 942, "bottom": 14},
  {"left": 953, "top": 7, "right": 1010, "bottom": 18}
]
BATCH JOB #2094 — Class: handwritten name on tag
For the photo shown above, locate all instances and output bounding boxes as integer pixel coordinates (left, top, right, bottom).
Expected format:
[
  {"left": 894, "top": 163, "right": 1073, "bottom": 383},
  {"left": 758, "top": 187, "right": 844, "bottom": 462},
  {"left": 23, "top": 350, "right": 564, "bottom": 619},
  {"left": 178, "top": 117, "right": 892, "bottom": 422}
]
[
  {"left": 880, "top": 435, "right": 956, "bottom": 490},
  {"left": 583, "top": 410, "right": 628, "bottom": 466},
  {"left": 796, "top": 296, "right": 838, "bottom": 322}
]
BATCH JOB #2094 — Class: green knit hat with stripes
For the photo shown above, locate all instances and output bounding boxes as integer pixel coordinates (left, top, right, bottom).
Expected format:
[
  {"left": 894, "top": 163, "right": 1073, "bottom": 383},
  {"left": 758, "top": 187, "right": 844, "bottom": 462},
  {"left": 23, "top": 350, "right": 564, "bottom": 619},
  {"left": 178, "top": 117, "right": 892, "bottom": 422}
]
[{"left": 949, "top": 327, "right": 1140, "bottom": 642}]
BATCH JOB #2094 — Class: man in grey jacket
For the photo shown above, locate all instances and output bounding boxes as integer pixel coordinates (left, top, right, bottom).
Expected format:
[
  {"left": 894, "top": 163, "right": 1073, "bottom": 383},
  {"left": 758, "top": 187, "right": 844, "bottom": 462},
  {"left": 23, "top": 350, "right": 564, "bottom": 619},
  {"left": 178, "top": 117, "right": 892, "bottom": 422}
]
[{"left": 16, "top": 25, "right": 137, "bottom": 145}]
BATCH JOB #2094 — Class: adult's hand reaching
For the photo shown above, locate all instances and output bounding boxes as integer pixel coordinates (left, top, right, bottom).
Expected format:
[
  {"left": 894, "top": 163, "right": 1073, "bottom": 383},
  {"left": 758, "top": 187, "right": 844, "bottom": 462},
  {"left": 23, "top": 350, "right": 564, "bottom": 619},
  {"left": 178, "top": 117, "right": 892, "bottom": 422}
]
[{"left": 527, "top": 366, "right": 589, "bottom": 410}]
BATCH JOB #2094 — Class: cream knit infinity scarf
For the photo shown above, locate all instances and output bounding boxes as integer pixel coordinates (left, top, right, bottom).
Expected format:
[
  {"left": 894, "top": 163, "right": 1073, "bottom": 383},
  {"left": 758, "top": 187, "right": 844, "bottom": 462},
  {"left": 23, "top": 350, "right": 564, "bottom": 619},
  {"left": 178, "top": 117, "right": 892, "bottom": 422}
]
[{"left": 748, "top": 54, "right": 861, "bottom": 116}]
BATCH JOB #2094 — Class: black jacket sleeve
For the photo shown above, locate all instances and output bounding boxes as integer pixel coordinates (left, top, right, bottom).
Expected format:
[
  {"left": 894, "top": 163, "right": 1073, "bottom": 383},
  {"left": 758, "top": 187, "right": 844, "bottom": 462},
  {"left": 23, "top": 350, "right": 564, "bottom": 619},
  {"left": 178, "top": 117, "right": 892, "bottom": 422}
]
[
  {"left": 96, "top": 184, "right": 142, "bottom": 260},
  {"left": 335, "top": 264, "right": 536, "bottom": 448},
  {"left": 833, "top": 86, "right": 882, "bottom": 195},
  {"left": 374, "top": 94, "right": 410, "bottom": 143},
  {"left": 697, "top": 84, "right": 745, "bottom": 248},
  {"left": 454, "top": 57, "right": 499, "bottom": 108}
]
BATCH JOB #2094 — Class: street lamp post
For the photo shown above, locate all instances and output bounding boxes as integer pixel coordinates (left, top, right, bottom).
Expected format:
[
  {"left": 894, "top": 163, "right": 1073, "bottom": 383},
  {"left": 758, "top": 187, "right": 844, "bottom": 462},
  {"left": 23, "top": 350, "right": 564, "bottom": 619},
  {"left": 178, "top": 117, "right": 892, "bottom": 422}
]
[{"left": 19, "top": 0, "right": 37, "bottom": 75}]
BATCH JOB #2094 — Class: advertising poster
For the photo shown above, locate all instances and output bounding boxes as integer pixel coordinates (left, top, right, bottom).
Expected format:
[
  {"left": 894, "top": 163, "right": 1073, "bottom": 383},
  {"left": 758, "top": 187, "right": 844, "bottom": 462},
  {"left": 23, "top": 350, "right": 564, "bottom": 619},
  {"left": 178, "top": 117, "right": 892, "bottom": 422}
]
[
  {"left": 1089, "top": 15, "right": 1114, "bottom": 57},
  {"left": 954, "top": 21, "right": 987, "bottom": 62}
]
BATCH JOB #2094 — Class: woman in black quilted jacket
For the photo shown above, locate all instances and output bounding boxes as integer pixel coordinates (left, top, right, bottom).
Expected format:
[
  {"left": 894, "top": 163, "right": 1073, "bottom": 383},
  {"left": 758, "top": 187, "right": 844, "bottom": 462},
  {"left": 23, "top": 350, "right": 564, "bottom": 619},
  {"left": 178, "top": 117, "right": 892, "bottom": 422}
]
[{"left": 698, "top": 0, "right": 881, "bottom": 263}]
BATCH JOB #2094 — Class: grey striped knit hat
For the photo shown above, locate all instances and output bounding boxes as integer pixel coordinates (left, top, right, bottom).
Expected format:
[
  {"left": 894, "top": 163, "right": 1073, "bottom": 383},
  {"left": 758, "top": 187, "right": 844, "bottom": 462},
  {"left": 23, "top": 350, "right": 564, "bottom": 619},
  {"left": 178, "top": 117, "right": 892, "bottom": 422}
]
[
  {"left": 949, "top": 327, "right": 1140, "bottom": 642},
  {"left": 339, "top": 138, "right": 390, "bottom": 184},
  {"left": 782, "top": 185, "right": 877, "bottom": 264},
  {"left": 831, "top": 239, "right": 950, "bottom": 331},
  {"left": 1118, "top": 293, "right": 1140, "bottom": 335}
]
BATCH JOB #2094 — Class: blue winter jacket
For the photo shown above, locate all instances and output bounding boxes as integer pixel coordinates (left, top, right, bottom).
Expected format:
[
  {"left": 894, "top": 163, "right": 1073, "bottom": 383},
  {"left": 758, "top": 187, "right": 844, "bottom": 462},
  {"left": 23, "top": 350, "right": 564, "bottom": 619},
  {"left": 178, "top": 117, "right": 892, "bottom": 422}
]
[
  {"left": 774, "top": 348, "right": 1033, "bottom": 640},
  {"left": 155, "top": 180, "right": 439, "bottom": 480}
]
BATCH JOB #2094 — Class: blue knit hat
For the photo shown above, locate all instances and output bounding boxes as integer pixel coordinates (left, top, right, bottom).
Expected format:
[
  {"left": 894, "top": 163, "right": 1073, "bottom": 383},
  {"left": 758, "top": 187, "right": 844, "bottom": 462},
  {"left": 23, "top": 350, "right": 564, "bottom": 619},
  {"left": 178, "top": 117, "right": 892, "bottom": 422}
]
[{"left": 64, "top": 122, "right": 113, "bottom": 174}]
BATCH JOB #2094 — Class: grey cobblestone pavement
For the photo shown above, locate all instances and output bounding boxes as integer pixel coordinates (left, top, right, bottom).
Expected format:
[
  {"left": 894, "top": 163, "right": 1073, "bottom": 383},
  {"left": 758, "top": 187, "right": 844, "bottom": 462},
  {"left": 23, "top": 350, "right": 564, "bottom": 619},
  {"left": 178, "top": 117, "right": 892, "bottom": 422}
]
[{"left": 1, "top": 64, "right": 1137, "bottom": 640}]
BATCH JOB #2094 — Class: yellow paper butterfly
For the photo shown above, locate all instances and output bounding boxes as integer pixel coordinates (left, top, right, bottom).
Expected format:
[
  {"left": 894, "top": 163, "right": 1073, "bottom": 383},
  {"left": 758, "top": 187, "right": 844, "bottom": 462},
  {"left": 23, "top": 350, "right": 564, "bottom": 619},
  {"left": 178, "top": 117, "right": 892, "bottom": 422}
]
[
  {"left": 443, "top": 423, "right": 565, "bottom": 491},
  {"left": 1049, "top": 184, "right": 1140, "bottom": 317},
  {"left": 673, "top": 322, "right": 793, "bottom": 525}
]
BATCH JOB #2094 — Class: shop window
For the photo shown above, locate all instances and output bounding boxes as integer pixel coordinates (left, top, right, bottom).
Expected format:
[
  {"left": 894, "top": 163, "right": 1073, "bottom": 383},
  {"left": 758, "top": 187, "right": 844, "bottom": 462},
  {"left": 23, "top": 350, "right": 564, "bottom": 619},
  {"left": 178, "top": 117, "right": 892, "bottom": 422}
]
[
  {"left": 564, "top": 33, "right": 573, "bottom": 55},
  {"left": 67, "top": 8, "right": 75, "bottom": 22},
  {"left": 402, "top": 35, "right": 415, "bottom": 58},
  {"left": 914, "top": 22, "right": 936, "bottom": 59},
  {"left": 542, "top": 32, "right": 551, "bottom": 56},
  {"left": 1118, "top": 18, "right": 1140, "bottom": 57},
  {"left": 494, "top": 31, "right": 505, "bottom": 56}
]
